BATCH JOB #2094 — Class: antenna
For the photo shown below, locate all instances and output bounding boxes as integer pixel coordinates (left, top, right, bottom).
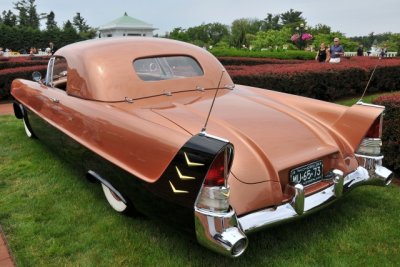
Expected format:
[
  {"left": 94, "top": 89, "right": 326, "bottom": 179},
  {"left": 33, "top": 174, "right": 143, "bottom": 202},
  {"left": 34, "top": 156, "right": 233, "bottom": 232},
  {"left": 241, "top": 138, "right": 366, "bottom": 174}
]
[
  {"left": 201, "top": 69, "right": 225, "bottom": 133},
  {"left": 358, "top": 59, "right": 380, "bottom": 103}
]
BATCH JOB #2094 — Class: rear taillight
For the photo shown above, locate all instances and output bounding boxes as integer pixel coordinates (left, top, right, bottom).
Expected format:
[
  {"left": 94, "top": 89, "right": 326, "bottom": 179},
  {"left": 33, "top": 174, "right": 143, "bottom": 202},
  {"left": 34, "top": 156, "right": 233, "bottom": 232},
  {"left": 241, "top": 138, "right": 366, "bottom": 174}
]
[
  {"left": 204, "top": 151, "right": 227, "bottom": 187},
  {"left": 195, "top": 145, "right": 234, "bottom": 213},
  {"left": 356, "top": 115, "right": 383, "bottom": 156}
]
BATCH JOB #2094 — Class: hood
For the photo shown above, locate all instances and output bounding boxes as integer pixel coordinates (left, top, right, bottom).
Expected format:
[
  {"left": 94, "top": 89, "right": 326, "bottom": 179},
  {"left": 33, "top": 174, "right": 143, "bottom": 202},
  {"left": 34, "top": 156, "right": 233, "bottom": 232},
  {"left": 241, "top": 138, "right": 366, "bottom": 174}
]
[{"left": 152, "top": 86, "right": 342, "bottom": 184}]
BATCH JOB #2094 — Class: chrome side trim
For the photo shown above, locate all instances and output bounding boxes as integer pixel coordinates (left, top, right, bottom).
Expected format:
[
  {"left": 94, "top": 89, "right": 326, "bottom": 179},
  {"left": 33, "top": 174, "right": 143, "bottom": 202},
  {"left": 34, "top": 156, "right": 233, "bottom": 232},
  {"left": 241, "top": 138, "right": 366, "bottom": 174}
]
[
  {"left": 355, "top": 101, "right": 385, "bottom": 109},
  {"left": 199, "top": 131, "right": 229, "bottom": 143}
]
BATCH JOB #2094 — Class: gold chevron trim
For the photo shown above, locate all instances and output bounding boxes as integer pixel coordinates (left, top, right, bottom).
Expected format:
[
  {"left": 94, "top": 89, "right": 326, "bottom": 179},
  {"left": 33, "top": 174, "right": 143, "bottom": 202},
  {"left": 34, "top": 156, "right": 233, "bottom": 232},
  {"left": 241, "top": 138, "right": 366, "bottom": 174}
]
[
  {"left": 169, "top": 181, "right": 189, "bottom": 194},
  {"left": 175, "top": 166, "right": 196, "bottom": 180},
  {"left": 221, "top": 190, "right": 230, "bottom": 198},
  {"left": 184, "top": 152, "right": 204, "bottom": 167}
]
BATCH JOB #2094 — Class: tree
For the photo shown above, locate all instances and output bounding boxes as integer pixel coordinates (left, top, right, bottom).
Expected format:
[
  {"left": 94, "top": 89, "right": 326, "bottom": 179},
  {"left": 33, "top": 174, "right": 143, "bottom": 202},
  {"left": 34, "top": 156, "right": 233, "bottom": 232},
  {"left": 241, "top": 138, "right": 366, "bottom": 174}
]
[
  {"left": 230, "top": 18, "right": 262, "bottom": 48},
  {"left": 261, "top": 13, "right": 281, "bottom": 31},
  {"left": 72, "top": 12, "right": 90, "bottom": 33},
  {"left": 251, "top": 27, "right": 292, "bottom": 50},
  {"left": 45, "top": 11, "right": 58, "bottom": 31},
  {"left": 13, "top": 0, "right": 40, "bottom": 29},
  {"left": 207, "top": 23, "right": 229, "bottom": 45},
  {"left": 280, "top": 9, "right": 304, "bottom": 28},
  {"left": 59, "top": 20, "right": 80, "bottom": 47},
  {"left": 186, "top": 24, "right": 210, "bottom": 45},
  {"left": 311, "top": 24, "right": 331, "bottom": 35},
  {"left": 1, "top": 10, "right": 17, "bottom": 27},
  {"left": 167, "top": 27, "right": 189, "bottom": 42}
]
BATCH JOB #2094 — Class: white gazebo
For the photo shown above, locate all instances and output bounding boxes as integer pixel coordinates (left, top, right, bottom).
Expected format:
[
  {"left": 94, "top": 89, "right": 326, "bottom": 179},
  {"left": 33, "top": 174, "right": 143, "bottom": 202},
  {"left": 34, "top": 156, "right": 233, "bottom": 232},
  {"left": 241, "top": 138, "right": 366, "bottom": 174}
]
[{"left": 98, "top": 12, "right": 157, "bottom": 38}]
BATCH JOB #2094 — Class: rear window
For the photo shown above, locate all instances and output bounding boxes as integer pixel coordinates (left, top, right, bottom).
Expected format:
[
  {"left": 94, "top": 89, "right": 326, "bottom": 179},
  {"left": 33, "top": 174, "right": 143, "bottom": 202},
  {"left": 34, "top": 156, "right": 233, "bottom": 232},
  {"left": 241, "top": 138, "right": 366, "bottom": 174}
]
[{"left": 133, "top": 56, "right": 203, "bottom": 81}]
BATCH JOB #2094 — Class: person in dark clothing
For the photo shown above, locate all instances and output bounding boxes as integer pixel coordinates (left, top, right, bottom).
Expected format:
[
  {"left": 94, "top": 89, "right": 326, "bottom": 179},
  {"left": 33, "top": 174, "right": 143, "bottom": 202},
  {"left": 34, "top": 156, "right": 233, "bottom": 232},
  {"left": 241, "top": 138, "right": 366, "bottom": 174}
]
[
  {"left": 315, "top": 42, "right": 330, "bottom": 62},
  {"left": 357, "top": 44, "right": 364, "bottom": 56}
]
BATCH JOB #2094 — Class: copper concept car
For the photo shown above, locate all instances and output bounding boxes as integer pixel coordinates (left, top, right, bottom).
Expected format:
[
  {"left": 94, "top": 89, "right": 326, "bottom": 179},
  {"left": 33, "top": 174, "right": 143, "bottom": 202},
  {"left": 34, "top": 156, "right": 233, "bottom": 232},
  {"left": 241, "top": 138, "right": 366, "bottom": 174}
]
[{"left": 11, "top": 38, "right": 393, "bottom": 257}]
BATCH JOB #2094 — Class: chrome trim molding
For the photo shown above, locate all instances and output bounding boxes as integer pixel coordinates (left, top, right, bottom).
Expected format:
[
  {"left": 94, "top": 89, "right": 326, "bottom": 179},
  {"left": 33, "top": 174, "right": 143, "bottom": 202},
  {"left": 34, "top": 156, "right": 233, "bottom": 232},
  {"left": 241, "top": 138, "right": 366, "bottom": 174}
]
[
  {"left": 199, "top": 131, "right": 230, "bottom": 143},
  {"left": 355, "top": 101, "right": 385, "bottom": 109}
]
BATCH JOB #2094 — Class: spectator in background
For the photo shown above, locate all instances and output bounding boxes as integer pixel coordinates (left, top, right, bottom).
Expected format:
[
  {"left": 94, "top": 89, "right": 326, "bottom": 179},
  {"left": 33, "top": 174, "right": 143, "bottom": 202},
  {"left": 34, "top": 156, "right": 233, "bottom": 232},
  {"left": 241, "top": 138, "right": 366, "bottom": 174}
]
[
  {"left": 0, "top": 47, "right": 4, "bottom": 57},
  {"left": 380, "top": 45, "right": 388, "bottom": 58},
  {"left": 29, "top": 47, "right": 37, "bottom": 55},
  {"left": 357, "top": 44, "right": 364, "bottom": 56},
  {"left": 45, "top": 46, "right": 51, "bottom": 55},
  {"left": 315, "top": 42, "right": 330, "bottom": 62},
  {"left": 329, "top": 37, "right": 344, "bottom": 63},
  {"left": 49, "top": 42, "right": 57, "bottom": 55}
]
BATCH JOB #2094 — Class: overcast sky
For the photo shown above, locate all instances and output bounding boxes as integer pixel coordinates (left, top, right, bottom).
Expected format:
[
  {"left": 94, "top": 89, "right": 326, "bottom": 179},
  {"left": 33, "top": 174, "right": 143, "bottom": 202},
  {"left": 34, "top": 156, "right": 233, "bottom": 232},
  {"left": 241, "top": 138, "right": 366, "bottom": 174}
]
[{"left": 0, "top": 0, "right": 399, "bottom": 37}]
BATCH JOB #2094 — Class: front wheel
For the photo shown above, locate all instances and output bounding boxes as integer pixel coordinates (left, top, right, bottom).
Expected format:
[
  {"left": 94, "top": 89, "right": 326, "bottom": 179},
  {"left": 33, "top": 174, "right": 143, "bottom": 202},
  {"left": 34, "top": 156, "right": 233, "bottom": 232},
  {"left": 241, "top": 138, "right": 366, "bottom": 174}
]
[{"left": 18, "top": 104, "right": 36, "bottom": 138}]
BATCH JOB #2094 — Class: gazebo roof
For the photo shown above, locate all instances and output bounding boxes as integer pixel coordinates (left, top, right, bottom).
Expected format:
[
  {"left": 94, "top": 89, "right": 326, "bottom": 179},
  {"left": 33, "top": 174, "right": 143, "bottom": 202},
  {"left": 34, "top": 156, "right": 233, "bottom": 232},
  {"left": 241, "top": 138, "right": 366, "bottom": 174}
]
[{"left": 99, "top": 12, "right": 156, "bottom": 30}]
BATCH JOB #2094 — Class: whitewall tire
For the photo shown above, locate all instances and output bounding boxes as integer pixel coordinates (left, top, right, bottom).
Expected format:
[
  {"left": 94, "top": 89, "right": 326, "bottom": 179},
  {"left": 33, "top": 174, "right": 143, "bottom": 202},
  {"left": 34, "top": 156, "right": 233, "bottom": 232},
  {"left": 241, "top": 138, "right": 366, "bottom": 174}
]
[
  {"left": 23, "top": 118, "right": 33, "bottom": 138},
  {"left": 101, "top": 183, "right": 128, "bottom": 212}
]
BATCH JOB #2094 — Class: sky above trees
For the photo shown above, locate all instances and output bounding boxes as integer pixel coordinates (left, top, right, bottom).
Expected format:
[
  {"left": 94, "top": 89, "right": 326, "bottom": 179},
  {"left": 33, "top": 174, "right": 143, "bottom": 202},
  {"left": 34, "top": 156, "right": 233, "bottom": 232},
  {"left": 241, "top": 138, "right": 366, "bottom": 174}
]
[{"left": 0, "top": 0, "right": 399, "bottom": 37}]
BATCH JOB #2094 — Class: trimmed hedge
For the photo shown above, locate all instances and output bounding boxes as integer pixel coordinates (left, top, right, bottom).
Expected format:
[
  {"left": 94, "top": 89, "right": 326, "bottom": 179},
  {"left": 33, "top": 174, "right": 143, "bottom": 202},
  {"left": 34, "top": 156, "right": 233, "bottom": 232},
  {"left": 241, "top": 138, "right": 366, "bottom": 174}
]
[
  {"left": 210, "top": 48, "right": 316, "bottom": 60},
  {"left": 225, "top": 57, "right": 400, "bottom": 101},
  {"left": 218, "top": 57, "right": 305, "bottom": 66},
  {"left": 373, "top": 93, "right": 400, "bottom": 174},
  {"left": 0, "top": 56, "right": 48, "bottom": 70},
  {"left": 0, "top": 65, "right": 47, "bottom": 99}
]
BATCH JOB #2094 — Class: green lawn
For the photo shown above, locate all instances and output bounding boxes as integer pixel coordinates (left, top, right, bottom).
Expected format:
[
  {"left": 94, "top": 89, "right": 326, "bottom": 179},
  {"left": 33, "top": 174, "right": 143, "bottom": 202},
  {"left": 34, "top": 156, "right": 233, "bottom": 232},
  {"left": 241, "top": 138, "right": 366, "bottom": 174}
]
[{"left": 1, "top": 115, "right": 400, "bottom": 266}]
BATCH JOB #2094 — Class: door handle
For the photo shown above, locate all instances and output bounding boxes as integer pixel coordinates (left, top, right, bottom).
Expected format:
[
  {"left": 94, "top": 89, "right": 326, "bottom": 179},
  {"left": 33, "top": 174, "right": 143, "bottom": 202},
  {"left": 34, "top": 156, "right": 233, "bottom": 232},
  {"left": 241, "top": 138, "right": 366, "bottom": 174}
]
[{"left": 50, "top": 97, "right": 60, "bottom": 103}]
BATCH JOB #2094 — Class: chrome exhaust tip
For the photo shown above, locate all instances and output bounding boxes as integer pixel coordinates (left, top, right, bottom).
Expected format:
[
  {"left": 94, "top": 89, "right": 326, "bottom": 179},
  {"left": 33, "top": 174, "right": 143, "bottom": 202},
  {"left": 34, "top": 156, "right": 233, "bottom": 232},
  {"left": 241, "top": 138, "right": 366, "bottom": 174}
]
[
  {"left": 374, "top": 165, "right": 393, "bottom": 185},
  {"left": 214, "top": 227, "right": 248, "bottom": 257},
  {"left": 195, "top": 208, "right": 248, "bottom": 257}
]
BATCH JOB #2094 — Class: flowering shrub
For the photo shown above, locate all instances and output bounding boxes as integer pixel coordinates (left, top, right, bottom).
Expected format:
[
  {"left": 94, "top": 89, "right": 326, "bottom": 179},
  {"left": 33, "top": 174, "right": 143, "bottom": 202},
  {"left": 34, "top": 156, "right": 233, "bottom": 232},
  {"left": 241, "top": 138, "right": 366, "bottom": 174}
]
[
  {"left": 301, "top": 33, "right": 313, "bottom": 41},
  {"left": 291, "top": 33, "right": 300, "bottom": 42},
  {"left": 0, "top": 65, "right": 47, "bottom": 100},
  {"left": 373, "top": 93, "right": 400, "bottom": 174},
  {"left": 224, "top": 57, "right": 400, "bottom": 101},
  {"left": 291, "top": 33, "right": 313, "bottom": 42}
]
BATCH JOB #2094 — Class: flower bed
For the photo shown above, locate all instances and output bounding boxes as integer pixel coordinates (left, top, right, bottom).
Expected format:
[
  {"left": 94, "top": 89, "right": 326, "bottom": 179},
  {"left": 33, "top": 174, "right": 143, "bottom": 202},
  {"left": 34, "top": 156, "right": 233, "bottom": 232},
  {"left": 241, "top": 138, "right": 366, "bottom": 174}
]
[
  {"left": 225, "top": 57, "right": 400, "bottom": 101},
  {"left": 373, "top": 93, "right": 400, "bottom": 174},
  {"left": 0, "top": 65, "right": 47, "bottom": 100},
  {"left": 0, "top": 56, "right": 48, "bottom": 70}
]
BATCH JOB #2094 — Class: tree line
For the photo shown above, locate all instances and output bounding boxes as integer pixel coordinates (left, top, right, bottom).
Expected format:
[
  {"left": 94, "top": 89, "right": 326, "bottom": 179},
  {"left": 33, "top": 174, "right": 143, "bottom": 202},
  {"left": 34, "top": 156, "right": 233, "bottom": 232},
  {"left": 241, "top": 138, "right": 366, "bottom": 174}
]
[
  {"left": 1, "top": 1, "right": 399, "bottom": 54},
  {"left": 166, "top": 9, "right": 400, "bottom": 53},
  {"left": 0, "top": 0, "right": 95, "bottom": 52}
]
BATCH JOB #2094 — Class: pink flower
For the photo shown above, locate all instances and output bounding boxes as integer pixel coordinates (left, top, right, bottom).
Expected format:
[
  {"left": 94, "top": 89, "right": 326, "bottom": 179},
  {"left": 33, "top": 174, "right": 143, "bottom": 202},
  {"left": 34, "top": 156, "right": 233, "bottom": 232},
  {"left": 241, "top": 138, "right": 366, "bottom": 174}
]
[
  {"left": 301, "top": 33, "right": 313, "bottom": 41},
  {"left": 291, "top": 34, "right": 299, "bottom": 42}
]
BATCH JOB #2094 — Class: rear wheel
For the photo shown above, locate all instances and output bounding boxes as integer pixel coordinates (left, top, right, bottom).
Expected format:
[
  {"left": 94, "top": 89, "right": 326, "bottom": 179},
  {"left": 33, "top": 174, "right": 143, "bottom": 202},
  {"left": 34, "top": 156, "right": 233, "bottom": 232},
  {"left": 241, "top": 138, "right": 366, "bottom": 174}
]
[
  {"left": 101, "top": 183, "right": 128, "bottom": 213},
  {"left": 23, "top": 117, "right": 34, "bottom": 138}
]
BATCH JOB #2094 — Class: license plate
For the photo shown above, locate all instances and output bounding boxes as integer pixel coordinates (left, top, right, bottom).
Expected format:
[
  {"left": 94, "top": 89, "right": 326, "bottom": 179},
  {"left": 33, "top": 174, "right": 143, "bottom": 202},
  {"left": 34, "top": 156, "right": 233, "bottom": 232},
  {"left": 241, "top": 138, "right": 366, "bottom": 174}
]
[{"left": 290, "top": 161, "right": 323, "bottom": 186}]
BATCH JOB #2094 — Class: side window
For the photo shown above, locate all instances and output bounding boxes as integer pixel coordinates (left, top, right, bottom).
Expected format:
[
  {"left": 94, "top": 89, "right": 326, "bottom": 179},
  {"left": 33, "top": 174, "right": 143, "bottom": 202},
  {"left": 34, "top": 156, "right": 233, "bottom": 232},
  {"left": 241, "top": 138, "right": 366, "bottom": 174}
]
[{"left": 45, "top": 57, "right": 68, "bottom": 91}]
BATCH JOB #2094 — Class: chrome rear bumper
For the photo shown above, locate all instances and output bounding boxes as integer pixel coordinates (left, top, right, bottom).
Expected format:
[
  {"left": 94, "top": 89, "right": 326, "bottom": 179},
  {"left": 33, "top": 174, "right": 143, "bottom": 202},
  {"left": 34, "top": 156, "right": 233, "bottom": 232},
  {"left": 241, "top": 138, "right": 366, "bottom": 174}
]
[{"left": 195, "top": 155, "right": 392, "bottom": 257}]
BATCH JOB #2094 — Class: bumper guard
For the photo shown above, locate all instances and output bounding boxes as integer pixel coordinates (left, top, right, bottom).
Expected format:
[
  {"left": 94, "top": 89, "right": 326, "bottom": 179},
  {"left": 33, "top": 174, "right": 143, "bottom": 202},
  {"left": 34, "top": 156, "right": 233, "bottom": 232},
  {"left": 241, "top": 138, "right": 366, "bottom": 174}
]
[{"left": 194, "top": 154, "right": 392, "bottom": 257}]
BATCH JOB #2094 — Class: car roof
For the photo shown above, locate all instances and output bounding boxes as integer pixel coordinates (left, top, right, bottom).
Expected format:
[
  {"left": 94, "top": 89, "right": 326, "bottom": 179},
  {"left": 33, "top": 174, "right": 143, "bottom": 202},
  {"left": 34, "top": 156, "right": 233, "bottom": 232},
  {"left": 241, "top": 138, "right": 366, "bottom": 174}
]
[{"left": 55, "top": 37, "right": 232, "bottom": 101}]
